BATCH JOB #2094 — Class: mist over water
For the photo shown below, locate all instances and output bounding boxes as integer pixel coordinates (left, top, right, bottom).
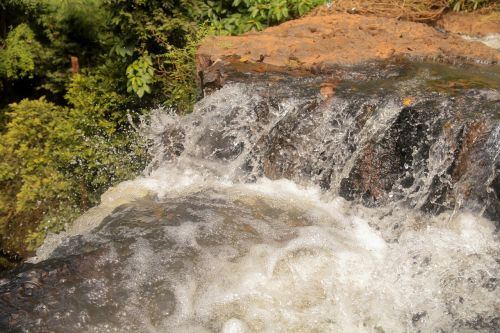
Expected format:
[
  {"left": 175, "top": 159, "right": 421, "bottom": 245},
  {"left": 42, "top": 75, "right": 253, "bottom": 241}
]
[{"left": 1, "top": 62, "right": 499, "bottom": 332}]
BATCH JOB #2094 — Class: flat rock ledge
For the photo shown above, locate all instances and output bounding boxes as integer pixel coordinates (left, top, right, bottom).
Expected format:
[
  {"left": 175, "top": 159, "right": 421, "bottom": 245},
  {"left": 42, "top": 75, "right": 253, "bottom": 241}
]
[
  {"left": 437, "top": 12, "right": 500, "bottom": 37},
  {"left": 197, "top": 12, "right": 499, "bottom": 88}
]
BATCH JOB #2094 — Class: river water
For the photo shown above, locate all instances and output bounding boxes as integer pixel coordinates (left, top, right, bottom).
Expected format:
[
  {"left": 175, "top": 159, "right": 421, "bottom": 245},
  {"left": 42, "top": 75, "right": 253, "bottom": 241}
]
[{"left": 1, "top": 61, "right": 499, "bottom": 332}]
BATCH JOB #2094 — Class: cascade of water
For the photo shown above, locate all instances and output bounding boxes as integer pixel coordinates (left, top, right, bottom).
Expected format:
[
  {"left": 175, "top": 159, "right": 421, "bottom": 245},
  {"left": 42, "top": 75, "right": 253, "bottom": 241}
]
[{"left": 1, "top": 62, "right": 499, "bottom": 332}]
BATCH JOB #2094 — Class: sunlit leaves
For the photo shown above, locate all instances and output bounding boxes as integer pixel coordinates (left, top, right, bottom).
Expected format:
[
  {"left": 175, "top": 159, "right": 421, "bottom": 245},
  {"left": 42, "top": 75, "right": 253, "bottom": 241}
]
[
  {"left": 126, "top": 54, "right": 154, "bottom": 98},
  {"left": 0, "top": 24, "right": 43, "bottom": 80},
  {"left": 204, "top": 0, "right": 324, "bottom": 35},
  {"left": 158, "top": 25, "right": 210, "bottom": 113},
  {"left": 0, "top": 70, "right": 148, "bottom": 254},
  {"left": 0, "top": 98, "right": 75, "bottom": 213}
]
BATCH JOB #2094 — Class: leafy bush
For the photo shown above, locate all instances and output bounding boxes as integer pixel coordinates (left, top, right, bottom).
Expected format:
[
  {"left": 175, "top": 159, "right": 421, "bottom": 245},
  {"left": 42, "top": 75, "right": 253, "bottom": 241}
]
[
  {"left": 0, "top": 24, "right": 45, "bottom": 80},
  {"left": 126, "top": 54, "right": 154, "bottom": 98},
  {"left": 64, "top": 70, "right": 148, "bottom": 201},
  {"left": 203, "top": 0, "right": 325, "bottom": 35},
  {"left": 0, "top": 98, "right": 75, "bottom": 253},
  {"left": 102, "top": 0, "right": 322, "bottom": 107},
  {"left": 0, "top": 0, "right": 109, "bottom": 116},
  {"left": 158, "top": 25, "right": 211, "bottom": 112},
  {"left": 0, "top": 72, "right": 147, "bottom": 256},
  {"left": 103, "top": 0, "right": 202, "bottom": 104}
]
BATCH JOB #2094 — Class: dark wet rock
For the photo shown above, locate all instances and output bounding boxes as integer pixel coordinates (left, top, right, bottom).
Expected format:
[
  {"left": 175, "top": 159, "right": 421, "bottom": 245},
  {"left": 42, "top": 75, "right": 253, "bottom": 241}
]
[
  {"left": 197, "top": 129, "right": 244, "bottom": 161},
  {"left": 217, "top": 62, "right": 500, "bottom": 225},
  {"left": 162, "top": 127, "right": 185, "bottom": 161},
  {"left": 197, "top": 58, "right": 226, "bottom": 97},
  {"left": 340, "top": 103, "right": 438, "bottom": 205},
  {"left": 0, "top": 192, "right": 295, "bottom": 331},
  {"left": 163, "top": 60, "right": 500, "bottom": 227},
  {"left": 412, "top": 311, "right": 427, "bottom": 326},
  {"left": 249, "top": 99, "right": 319, "bottom": 181},
  {"left": 455, "top": 315, "right": 500, "bottom": 332}
]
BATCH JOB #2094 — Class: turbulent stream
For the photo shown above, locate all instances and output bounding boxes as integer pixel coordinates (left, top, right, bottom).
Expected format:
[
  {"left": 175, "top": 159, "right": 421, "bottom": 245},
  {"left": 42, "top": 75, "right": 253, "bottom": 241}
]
[{"left": 1, "top": 61, "right": 499, "bottom": 332}]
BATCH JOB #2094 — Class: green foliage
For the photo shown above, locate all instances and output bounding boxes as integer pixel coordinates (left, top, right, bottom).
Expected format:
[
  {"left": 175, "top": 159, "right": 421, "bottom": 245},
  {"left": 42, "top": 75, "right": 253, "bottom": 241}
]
[
  {"left": 104, "top": 0, "right": 200, "bottom": 47},
  {"left": 126, "top": 54, "right": 154, "bottom": 98},
  {"left": 103, "top": 0, "right": 202, "bottom": 109},
  {"left": 203, "top": 0, "right": 325, "bottom": 35},
  {"left": 35, "top": 0, "right": 108, "bottom": 98},
  {"left": 65, "top": 70, "right": 148, "bottom": 200},
  {"left": 0, "top": 0, "right": 109, "bottom": 113},
  {"left": 158, "top": 25, "right": 211, "bottom": 112},
  {"left": 0, "top": 24, "right": 45, "bottom": 80},
  {"left": 0, "top": 98, "right": 75, "bottom": 253},
  {"left": 0, "top": 98, "right": 74, "bottom": 211},
  {"left": 0, "top": 81, "right": 147, "bottom": 255},
  {"left": 24, "top": 206, "right": 81, "bottom": 251},
  {"left": 36, "top": 0, "right": 106, "bottom": 57},
  {"left": 65, "top": 69, "right": 129, "bottom": 132},
  {"left": 102, "top": 0, "right": 321, "bottom": 111}
]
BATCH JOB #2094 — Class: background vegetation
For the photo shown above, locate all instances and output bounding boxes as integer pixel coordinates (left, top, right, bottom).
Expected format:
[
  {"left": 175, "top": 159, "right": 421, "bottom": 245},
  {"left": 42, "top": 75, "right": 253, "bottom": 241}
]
[{"left": 0, "top": 0, "right": 496, "bottom": 268}]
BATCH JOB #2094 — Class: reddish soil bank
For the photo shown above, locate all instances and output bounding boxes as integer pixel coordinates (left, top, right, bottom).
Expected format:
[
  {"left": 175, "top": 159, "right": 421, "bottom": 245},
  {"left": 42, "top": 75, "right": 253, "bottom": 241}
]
[
  {"left": 197, "top": 12, "right": 499, "bottom": 73},
  {"left": 437, "top": 12, "right": 500, "bottom": 36}
]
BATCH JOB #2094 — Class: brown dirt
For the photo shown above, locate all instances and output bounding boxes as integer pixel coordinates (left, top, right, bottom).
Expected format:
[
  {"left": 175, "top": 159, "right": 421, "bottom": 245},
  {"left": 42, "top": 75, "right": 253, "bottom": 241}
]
[
  {"left": 310, "top": 0, "right": 449, "bottom": 22},
  {"left": 197, "top": 13, "right": 499, "bottom": 74},
  {"left": 437, "top": 12, "right": 500, "bottom": 36}
]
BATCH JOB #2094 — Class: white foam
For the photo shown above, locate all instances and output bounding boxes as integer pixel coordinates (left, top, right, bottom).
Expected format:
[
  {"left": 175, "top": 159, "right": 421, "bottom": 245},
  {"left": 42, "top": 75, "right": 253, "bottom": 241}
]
[
  {"left": 145, "top": 178, "right": 498, "bottom": 332},
  {"left": 222, "top": 318, "right": 249, "bottom": 333},
  {"left": 29, "top": 165, "right": 214, "bottom": 263},
  {"left": 29, "top": 169, "right": 498, "bottom": 332},
  {"left": 462, "top": 33, "right": 500, "bottom": 50}
]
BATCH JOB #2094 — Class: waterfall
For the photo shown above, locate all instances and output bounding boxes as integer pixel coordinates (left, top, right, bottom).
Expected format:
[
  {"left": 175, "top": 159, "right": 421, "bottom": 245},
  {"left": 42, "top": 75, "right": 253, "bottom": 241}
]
[{"left": 1, "top": 61, "right": 499, "bottom": 332}]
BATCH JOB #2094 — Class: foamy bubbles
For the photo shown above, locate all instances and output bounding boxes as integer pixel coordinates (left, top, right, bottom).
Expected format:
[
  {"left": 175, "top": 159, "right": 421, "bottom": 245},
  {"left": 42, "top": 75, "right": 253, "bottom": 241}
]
[{"left": 16, "top": 176, "right": 499, "bottom": 332}]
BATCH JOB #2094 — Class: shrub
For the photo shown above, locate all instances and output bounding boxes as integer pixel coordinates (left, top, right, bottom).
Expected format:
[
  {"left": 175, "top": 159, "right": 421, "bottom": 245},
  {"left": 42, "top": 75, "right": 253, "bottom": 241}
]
[
  {"left": 0, "top": 74, "right": 148, "bottom": 256},
  {"left": 0, "top": 24, "right": 46, "bottom": 80},
  {"left": 203, "top": 0, "right": 325, "bottom": 35},
  {"left": 0, "top": 98, "right": 75, "bottom": 253}
]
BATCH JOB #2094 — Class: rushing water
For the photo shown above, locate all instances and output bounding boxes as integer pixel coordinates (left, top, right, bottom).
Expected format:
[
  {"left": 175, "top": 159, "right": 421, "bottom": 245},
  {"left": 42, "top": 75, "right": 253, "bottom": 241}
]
[{"left": 1, "top": 62, "right": 499, "bottom": 332}]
